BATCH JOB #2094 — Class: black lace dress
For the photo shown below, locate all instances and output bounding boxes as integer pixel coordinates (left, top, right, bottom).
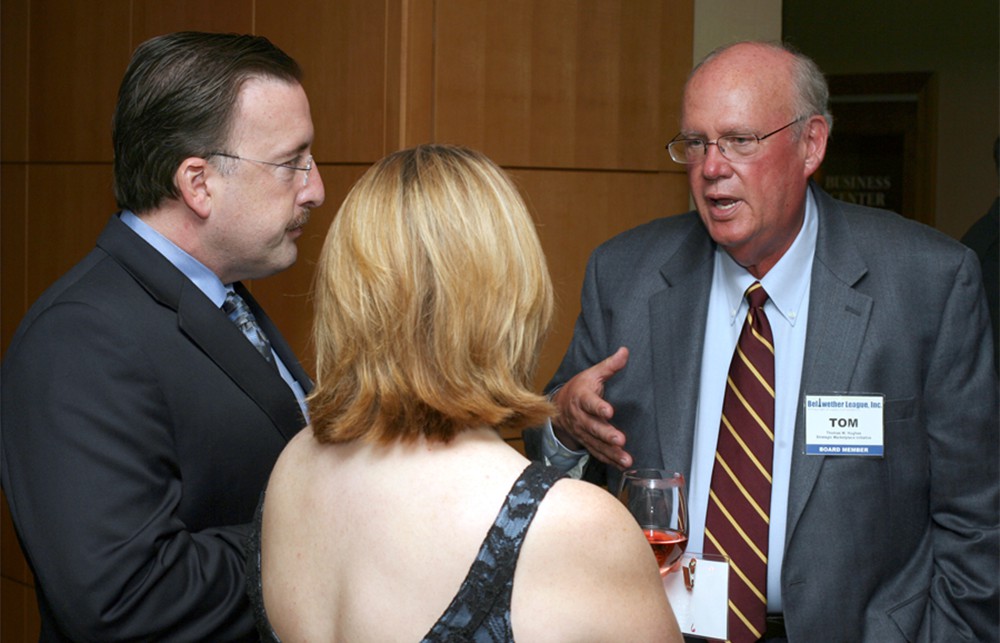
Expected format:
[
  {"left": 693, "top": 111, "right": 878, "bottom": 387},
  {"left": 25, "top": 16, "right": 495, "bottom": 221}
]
[{"left": 246, "top": 461, "right": 565, "bottom": 642}]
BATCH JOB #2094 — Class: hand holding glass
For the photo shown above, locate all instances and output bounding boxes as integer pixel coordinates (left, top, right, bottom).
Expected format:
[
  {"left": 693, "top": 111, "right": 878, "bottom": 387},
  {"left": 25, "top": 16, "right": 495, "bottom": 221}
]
[{"left": 617, "top": 469, "right": 688, "bottom": 575}]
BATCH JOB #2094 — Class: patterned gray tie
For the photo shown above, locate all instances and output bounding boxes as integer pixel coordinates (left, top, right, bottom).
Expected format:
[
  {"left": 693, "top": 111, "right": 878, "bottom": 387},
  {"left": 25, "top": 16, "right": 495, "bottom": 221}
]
[{"left": 223, "top": 290, "right": 275, "bottom": 365}]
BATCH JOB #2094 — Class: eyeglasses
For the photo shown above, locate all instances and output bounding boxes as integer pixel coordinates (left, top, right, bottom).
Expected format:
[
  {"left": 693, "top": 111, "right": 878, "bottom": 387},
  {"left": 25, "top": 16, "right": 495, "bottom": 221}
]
[
  {"left": 666, "top": 117, "right": 806, "bottom": 164},
  {"left": 208, "top": 152, "right": 314, "bottom": 187}
]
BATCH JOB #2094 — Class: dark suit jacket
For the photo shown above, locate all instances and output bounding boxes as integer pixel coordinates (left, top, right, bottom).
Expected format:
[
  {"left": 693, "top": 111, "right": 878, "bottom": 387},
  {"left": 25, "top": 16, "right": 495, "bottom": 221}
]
[
  {"left": 1, "top": 215, "right": 312, "bottom": 641},
  {"left": 545, "top": 184, "right": 999, "bottom": 641},
  {"left": 961, "top": 197, "right": 999, "bottom": 372}
]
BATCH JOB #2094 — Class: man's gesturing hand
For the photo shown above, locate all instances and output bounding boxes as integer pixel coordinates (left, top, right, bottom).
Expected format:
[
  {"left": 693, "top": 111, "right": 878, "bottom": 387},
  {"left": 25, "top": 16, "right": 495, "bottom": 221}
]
[{"left": 551, "top": 347, "right": 633, "bottom": 469}]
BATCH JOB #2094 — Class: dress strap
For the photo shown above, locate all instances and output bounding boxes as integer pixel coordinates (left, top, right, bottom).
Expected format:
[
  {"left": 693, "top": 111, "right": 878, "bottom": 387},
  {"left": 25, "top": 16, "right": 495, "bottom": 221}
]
[{"left": 421, "top": 461, "right": 566, "bottom": 641}]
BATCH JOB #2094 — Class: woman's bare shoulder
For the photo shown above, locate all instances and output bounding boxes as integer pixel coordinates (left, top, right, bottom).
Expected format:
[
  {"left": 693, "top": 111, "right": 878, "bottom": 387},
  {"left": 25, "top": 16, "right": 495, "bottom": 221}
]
[
  {"left": 527, "top": 477, "right": 649, "bottom": 566},
  {"left": 263, "top": 427, "right": 344, "bottom": 525},
  {"left": 511, "top": 477, "right": 682, "bottom": 642}
]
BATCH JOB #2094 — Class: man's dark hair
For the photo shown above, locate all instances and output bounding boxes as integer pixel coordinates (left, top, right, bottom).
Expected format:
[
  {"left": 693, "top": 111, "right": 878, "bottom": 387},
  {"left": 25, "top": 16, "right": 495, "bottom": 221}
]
[{"left": 112, "top": 32, "right": 302, "bottom": 213}]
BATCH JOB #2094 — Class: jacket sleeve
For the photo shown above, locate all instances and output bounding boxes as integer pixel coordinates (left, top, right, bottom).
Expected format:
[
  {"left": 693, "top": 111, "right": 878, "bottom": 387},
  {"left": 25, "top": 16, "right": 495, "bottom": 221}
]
[
  {"left": 542, "top": 247, "right": 614, "bottom": 484},
  {"left": 922, "top": 249, "right": 999, "bottom": 640}
]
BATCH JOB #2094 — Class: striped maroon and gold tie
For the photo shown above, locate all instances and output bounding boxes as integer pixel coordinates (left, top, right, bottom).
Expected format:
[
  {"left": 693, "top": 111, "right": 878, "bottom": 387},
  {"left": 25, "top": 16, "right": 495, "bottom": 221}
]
[{"left": 704, "top": 281, "right": 775, "bottom": 643}]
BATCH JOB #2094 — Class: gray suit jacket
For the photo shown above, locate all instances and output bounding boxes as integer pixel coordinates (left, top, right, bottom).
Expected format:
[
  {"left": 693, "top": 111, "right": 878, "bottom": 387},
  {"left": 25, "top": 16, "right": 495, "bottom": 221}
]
[
  {"left": 1, "top": 215, "right": 311, "bottom": 641},
  {"left": 545, "top": 184, "right": 999, "bottom": 641}
]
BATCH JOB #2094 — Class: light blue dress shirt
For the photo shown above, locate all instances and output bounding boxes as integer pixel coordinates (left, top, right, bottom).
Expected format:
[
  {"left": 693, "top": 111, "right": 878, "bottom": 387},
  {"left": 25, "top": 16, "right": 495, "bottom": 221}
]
[
  {"left": 120, "top": 211, "right": 308, "bottom": 419},
  {"left": 543, "top": 189, "right": 819, "bottom": 612},
  {"left": 688, "top": 190, "right": 817, "bottom": 612}
]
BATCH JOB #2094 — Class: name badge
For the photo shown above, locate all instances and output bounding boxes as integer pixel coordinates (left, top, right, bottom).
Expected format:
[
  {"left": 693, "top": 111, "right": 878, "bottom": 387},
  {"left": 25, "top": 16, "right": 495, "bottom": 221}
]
[
  {"left": 664, "top": 553, "right": 729, "bottom": 640},
  {"left": 804, "top": 394, "right": 884, "bottom": 456}
]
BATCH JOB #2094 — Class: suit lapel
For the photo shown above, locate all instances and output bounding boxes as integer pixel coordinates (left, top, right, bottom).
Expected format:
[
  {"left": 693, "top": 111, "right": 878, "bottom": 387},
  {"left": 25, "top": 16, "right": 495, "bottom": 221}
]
[
  {"left": 98, "top": 215, "right": 307, "bottom": 443},
  {"left": 785, "top": 186, "right": 872, "bottom": 544},
  {"left": 649, "top": 215, "right": 715, "bottom": 478},
  {"left": 179, "top": 283, "right": 307, "bottom": 442}
]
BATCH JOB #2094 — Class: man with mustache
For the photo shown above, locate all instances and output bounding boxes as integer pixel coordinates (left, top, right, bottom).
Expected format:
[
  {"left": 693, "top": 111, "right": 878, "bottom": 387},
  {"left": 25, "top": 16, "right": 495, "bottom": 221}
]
[
  {"left": 534, "top": 41, "right": 998, "bottom": 641},
  {"left": 1, "top": 32, "right": 324, "bottom": 641}
]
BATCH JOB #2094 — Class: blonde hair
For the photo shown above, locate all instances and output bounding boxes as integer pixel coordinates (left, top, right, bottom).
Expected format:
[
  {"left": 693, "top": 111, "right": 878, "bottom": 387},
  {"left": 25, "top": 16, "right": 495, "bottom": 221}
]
[{"left": 309, "top": 144, "right": 555, "bottom": 445}]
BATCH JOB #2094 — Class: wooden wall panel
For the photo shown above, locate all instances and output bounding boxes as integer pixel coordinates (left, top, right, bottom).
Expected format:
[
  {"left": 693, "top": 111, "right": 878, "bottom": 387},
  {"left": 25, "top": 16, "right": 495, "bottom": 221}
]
[
  {"left": 3, "top": 4, "right": 35, "bottom": 641},
  {"left": 132, "top": 0, "right": 254, "bottom": 44},
  {"left": 256, "top": 0, "right": 391, "bottom": 163},
  {"left": 433, "top": 0, "right": 692, "bottom": 169},
  {"left": 25, "top": 165, "right": 116, "bottom": 303},
  {"left": 1, "top": 576, "right": 40, "bottom": 643},
  {"left": 27, "top": 0, "right": 131, "bottom": 162},
  {"left": 509, "top": 168, "right": 691, "bottom": 388},
  {"left": 0, "top": 165, "right": 26, "bottom": 643},
  {"left": 1, "top": 165, "right": 27, "bottom": 356},
  {"left": 1, "top": 0, "right": 29, "bottom": 162},
  {"left": 394, "top": 0, "right": 437, "bottom": 149}
]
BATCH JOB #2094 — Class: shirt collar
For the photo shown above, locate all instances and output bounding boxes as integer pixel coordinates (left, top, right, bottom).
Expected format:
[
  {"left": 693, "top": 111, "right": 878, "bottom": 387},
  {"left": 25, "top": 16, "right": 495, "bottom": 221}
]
[
  {"left": 120, "top": 210, "right": 231, "bottom": 307},
  {"left": 717, "top": 187, "right": 818, "bottom": 327}
]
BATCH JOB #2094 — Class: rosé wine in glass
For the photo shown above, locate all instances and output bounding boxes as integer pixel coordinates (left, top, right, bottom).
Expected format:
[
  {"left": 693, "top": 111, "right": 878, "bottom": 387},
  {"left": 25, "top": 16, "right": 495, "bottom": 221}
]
[{"left": 618, "top": 470, "right": 688, "bottom": 575}]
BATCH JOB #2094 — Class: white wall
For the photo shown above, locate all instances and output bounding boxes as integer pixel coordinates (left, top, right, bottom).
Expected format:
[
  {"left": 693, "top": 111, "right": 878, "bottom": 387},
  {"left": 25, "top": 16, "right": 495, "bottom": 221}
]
[{"left": 693, "top": 0, "right": 782, "bottom": 63}]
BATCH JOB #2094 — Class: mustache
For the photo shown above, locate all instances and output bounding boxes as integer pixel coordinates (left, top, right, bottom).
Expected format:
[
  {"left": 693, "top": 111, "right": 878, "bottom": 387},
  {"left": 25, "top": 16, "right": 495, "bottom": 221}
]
[{"left": 288, "top": 209, "right": 311, "bottom": 230}]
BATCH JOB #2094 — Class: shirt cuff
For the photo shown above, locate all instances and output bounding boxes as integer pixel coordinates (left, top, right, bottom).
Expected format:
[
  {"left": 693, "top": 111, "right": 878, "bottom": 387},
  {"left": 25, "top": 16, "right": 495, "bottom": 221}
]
[{"left": 540, "top": 420, "right": 590, "bottom": 479}]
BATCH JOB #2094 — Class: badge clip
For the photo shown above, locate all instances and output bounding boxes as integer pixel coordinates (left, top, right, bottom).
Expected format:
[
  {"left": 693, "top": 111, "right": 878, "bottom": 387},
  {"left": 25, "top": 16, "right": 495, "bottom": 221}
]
[{"left": 683, "top": 557, "right": 696, "bottom": 591}]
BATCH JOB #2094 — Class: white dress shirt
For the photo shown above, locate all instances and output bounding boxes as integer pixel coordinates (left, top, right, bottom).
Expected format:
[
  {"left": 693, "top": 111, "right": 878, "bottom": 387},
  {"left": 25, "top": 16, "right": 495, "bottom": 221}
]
[
  {"left": 543, "top": 189, "right": 819, "bottom": 612},
  {"left": 688, "top": 191, "right": 817, "bottom": 611}
]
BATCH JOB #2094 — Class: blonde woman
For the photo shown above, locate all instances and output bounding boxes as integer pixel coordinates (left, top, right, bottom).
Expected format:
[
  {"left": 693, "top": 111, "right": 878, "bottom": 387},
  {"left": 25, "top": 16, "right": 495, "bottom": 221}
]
[{"left": 247, "top": 144, "right": 682, "bottom": 642}]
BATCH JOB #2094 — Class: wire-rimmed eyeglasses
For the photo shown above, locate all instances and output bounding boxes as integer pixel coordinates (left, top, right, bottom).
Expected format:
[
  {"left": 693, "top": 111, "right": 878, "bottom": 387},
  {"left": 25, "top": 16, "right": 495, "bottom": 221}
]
[
  {"left": 208, "top": 152, "right": 314, "bottom": 187},
  {"left": 666, "top": 116, "right": 806, "bottom": 164}
]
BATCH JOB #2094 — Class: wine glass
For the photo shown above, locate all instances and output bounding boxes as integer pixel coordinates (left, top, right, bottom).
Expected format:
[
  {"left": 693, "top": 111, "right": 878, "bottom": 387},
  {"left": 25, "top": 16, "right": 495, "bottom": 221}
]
[{"left": 617, "top": 469, "right": 688, "bottom": 575}]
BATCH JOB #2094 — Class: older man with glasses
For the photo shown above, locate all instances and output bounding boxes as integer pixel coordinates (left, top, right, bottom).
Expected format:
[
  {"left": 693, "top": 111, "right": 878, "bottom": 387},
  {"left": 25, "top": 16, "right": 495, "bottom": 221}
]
[
  {"left": 531, "top": 40, "right": 998, "bottom": 642},
  {"left": 1, "top": 32, "right": 324, "bottom": 641}
]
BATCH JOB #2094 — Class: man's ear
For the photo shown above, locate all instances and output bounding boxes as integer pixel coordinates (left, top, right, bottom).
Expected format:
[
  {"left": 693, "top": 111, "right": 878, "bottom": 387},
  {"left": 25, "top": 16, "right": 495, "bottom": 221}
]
[
  {"left": 802, "top": 115, "right": 829, "bottom": 177},
  {"left": 175, "top": 157, "right": 213, "bottom": 219}
]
